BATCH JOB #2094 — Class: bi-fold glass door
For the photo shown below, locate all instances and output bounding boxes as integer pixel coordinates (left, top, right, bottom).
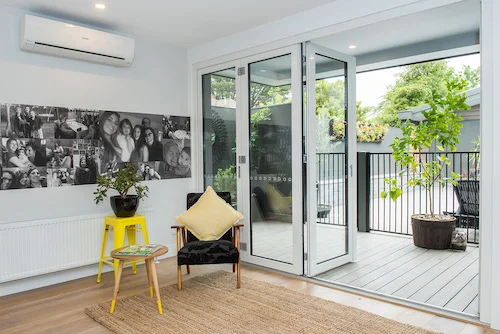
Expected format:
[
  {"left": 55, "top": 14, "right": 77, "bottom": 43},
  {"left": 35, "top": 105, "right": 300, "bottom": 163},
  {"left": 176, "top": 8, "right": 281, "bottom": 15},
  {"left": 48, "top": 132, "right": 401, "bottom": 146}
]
[
  {"left": 201, "top": 64, "right": 240, "bottom": 208},
  {"left": 305, "top": 42, "right": 357, "bottom": 277},
  {"left": 239, "top": 45, "right": 304, "bottom": 275},
  {"left": 199, "top": 43, "right": 356, "bottom": 277}
]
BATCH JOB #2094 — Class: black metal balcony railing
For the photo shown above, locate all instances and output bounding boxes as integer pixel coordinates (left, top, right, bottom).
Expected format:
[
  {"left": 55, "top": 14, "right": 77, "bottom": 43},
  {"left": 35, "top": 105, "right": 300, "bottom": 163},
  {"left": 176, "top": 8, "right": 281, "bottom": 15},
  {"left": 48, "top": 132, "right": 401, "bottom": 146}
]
[
  {"left": 316, "top": 151, "right": 480, "bottom": 244},
  {"left": 316, "top": 153, "right": 346, "bottom": 226}
]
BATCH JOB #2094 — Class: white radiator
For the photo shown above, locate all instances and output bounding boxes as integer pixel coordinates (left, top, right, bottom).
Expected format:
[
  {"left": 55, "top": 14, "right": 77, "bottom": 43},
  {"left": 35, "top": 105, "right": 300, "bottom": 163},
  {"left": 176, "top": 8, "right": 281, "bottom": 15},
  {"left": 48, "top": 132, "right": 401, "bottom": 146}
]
[{"left": 0, "top": 208, "right": 153, "bottom": 283}]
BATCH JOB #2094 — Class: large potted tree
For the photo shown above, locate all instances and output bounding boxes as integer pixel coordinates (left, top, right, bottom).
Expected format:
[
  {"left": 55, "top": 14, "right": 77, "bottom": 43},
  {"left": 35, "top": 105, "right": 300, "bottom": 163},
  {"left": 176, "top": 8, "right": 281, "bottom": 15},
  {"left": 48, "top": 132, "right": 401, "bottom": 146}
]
[{"left": 381, "top": 79, "right": 470, "bottom": 249}]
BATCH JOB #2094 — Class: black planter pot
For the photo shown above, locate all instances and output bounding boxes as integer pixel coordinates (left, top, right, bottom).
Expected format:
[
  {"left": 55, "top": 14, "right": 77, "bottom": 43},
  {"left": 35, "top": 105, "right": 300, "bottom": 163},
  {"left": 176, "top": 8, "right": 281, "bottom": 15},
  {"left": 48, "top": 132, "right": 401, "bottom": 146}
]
[
  {"left": 110, "top": 195, "right": 139, "bottom": 217},
  {"left": 411, "top": 214, "right": 456, "bottom": 250},
  {"left": 317, "top": 204, "right": 332, "bottom": 218}
]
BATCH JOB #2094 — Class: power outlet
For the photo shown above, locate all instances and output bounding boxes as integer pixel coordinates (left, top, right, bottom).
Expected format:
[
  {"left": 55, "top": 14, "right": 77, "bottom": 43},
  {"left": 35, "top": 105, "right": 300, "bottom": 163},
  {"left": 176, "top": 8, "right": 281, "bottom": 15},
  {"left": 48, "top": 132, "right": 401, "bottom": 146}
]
[{"left": 170, "top": 228, "right": 177, "bottom": 235}]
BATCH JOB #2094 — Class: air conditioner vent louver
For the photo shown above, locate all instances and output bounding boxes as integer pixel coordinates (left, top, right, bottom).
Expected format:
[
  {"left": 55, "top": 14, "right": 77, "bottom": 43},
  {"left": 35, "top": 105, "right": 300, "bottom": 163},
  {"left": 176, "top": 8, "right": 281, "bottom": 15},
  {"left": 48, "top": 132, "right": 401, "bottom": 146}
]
[{"left": 34, "top": 42, "right": 126, "bottom": 60}]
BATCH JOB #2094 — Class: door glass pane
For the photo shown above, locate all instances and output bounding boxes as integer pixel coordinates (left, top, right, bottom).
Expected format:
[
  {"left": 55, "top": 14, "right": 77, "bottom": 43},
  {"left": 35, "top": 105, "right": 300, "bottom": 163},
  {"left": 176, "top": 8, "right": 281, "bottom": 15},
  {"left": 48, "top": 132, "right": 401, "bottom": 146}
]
[
  {"left": 249, "top": 55, "right": 293, "bottom": 264},
  {"left": 315, "top": 54, "right": 348, "bottom": 263},
  {"left": 202, "top": 68, "right": 237, "bottom": 207}
]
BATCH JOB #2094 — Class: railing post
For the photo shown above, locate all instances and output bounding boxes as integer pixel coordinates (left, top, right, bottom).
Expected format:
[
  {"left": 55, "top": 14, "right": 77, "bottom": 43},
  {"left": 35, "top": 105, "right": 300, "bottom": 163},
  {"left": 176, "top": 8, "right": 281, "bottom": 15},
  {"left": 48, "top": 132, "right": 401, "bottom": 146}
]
[{"left": 357, "top": 152, "right": 371, "bottom": 232}]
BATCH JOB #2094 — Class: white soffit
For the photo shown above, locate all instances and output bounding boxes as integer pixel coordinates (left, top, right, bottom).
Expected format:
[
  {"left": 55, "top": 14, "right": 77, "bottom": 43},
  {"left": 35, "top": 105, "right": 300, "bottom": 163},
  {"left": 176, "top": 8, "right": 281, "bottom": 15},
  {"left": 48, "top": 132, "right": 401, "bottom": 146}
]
[{"left": 312, "top": 0, "right": 480, "bottom": 56}]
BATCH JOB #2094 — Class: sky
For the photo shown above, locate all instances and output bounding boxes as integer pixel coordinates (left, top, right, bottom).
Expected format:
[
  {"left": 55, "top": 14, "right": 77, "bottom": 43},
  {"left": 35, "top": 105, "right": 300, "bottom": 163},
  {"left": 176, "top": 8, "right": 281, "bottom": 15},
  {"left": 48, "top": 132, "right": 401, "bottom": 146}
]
[{"left": 356, "top": 54, "right": 481, "bottom": 108}]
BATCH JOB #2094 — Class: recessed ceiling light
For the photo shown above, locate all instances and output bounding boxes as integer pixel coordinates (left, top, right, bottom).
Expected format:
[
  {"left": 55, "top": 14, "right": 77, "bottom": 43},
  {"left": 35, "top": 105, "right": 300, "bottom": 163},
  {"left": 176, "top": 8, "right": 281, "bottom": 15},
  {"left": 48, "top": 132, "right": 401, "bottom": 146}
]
[
  {"left": 95, "top": 4, "right": 106, "bottom": 9},
  {"left": 348, "top": 45, "right": 356, "bottom": 49},
  {"left": 66, "top": 24, "right": 75, "bottom": 28},
  {"left": 259, "top": 69, "right": 267, "bottom": 72}
]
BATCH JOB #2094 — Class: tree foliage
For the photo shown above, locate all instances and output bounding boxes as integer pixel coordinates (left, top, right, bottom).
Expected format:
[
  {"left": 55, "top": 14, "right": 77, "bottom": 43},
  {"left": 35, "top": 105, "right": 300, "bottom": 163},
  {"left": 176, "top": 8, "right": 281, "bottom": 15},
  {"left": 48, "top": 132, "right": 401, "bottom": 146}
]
[
  {"left": 210, "top": 75, "right": 236, "bottom": 101},
  {"left": 250, "top": 83, "right": 291, "bottom": 108},
  {"left": 315, "top": 80, "right": 345, "bottom": 119},
  {"left": 214, "top": 166, "right": 237, "bottom": 202},
  {"left": 210, "top": 75, "right": 291, "bottom": 109},
  {"left": 315, "top": 80, "right": 374, "bottom": 121},
  {"left": 375, "top": 61, "right": 480, "bottom": 126}
]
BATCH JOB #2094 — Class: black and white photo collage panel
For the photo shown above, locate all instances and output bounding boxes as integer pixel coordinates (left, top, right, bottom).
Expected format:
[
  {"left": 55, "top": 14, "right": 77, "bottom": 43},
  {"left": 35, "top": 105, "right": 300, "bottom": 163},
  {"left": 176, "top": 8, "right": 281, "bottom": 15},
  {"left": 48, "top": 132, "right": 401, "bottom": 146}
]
[{"left": 0, "top": 103, "right": 191, "bottom": 191}]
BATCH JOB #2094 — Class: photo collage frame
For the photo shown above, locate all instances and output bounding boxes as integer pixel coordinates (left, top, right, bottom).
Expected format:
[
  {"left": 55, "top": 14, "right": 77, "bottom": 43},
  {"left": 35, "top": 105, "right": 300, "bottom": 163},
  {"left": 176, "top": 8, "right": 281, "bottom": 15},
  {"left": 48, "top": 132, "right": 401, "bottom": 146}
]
[{"left": 0, "top": 103, "right": 191, "bottom": 190}]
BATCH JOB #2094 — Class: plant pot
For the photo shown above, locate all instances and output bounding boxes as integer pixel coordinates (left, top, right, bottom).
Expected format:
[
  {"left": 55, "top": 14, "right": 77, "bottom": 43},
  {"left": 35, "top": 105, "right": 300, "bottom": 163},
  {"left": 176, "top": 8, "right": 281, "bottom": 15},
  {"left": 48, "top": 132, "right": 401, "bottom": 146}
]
[
  {"left": 110, "top": 195, "right": 139, "bottom": 218},
  {"left": 411, "top": 214, "right": 456, "bottom": 249},
  {"left": 317, "top": 204, "right": 332, "bottom": 218}
]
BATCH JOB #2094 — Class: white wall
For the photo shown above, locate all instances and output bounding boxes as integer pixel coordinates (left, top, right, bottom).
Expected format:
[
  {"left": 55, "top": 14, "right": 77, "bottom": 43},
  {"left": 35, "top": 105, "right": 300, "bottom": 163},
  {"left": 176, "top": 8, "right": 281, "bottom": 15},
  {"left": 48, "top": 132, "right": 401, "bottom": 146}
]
[
  {"left": 0, "top": 6, "right": 191, "bottom": 294},
  {"left": 187, "top": 0, "right": 498, "bottom": 329}
]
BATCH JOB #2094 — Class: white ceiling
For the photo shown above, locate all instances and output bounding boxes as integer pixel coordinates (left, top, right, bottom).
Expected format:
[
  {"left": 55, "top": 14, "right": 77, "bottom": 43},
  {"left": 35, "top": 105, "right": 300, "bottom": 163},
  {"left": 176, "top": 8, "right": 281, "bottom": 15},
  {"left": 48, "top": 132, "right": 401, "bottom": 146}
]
[
  {"left": 312, "top": 0, "right": 480, "bottom": 56},
  {"left": 0, "top": 0, "right": 336, "bottom": 48}
]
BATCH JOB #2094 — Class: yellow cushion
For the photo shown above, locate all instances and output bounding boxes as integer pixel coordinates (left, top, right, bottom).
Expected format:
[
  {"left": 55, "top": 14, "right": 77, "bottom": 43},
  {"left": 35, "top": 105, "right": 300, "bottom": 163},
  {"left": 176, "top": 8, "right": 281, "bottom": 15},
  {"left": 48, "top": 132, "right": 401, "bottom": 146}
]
[
  {"left": 175, "top": 186, "right": 243, "bottom": 241},
  {"left": 266, "top": 184, "right": 290, "bottom": 214}
]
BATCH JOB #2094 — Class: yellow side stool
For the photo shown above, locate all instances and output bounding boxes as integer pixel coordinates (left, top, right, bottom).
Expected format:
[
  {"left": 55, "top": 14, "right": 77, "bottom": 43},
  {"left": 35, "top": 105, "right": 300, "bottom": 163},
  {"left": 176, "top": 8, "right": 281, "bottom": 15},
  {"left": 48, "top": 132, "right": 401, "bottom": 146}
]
[{"left": 97, "top": 215, "right": 150, "bottom": 283}]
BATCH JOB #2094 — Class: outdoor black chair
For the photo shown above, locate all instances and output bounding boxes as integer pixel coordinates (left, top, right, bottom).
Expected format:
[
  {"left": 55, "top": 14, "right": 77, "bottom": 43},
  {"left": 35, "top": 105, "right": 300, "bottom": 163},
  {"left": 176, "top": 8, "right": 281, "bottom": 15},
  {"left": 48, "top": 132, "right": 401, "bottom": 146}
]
[
  {"left": 171, "top": 192, "right": 243, "bottom": 291},
  {"left": 444, "top": 180, "right": 479, "bottom": 230}
]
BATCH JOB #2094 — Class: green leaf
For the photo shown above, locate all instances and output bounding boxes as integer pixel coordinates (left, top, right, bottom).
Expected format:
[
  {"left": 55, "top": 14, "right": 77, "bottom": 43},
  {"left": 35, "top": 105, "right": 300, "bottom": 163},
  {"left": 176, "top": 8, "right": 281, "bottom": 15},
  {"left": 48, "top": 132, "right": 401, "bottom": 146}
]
[{"left": 389, "top": 188, "right": 403, "bottom": 201}]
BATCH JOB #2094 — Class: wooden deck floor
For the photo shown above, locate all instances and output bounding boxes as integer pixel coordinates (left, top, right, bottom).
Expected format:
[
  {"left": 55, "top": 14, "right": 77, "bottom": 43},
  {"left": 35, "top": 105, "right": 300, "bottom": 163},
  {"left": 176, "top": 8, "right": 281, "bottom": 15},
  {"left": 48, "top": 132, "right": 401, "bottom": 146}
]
[
  {"left": 250, "top": 222, "right": 479, "bottom": 316},
  {"left": 316, "top": 231, "right": 479, "bottom": 316}
]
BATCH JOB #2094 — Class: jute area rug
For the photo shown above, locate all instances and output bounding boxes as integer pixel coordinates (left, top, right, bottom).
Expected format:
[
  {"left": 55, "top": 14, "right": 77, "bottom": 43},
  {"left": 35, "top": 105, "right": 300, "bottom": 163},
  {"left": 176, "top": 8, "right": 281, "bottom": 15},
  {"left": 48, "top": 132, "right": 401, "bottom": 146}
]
[{"left": 85, "top": 271, "right": 439, "bottom": 334}]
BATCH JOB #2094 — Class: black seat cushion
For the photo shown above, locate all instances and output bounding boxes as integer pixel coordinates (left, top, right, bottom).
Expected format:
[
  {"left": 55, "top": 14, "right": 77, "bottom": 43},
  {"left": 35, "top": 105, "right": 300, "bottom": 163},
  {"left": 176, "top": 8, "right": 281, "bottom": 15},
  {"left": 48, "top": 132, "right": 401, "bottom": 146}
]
[{"left": 178, "top": 240, "right": 239, "bottom": 266}]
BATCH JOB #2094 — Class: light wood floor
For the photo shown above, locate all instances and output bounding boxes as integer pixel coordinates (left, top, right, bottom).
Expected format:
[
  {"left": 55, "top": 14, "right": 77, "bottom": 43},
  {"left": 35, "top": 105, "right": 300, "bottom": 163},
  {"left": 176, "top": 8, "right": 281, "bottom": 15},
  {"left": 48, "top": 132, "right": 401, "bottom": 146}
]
[{"left": 0, "top": 257, "right": 497, "bottom": 334}]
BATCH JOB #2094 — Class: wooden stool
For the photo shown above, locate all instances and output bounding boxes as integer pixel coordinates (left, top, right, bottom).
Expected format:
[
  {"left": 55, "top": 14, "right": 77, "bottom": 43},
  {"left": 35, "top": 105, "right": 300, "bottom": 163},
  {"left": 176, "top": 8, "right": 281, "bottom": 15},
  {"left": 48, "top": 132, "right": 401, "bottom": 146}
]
[
  {"left": 97, "top": 215, "right": 149, "bottom": 283},
  {"left": 109, "top": 245, "right": 168, "bottom": 314}
]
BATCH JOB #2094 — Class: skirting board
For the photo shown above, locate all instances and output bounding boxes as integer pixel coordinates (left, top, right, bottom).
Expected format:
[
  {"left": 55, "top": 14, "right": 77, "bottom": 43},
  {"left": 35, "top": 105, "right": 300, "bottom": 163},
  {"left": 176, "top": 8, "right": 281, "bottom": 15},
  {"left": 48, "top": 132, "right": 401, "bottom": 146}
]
[{"left": 0, "top": 247, "right": 175, "bottom": 297}]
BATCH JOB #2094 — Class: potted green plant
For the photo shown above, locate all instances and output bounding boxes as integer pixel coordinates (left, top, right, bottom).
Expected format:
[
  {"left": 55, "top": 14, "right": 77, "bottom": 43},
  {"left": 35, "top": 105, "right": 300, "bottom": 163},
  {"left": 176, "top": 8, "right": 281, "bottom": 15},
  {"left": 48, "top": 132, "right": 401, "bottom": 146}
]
[
  {"left": 214, "top": 166, "right": 237, "bottom": 205},
  {"left": 381, "top": 79, "right": 470, "bottom": 249},
  {"left": 94, "top": 163, "right": 149, "bottom": 217}
]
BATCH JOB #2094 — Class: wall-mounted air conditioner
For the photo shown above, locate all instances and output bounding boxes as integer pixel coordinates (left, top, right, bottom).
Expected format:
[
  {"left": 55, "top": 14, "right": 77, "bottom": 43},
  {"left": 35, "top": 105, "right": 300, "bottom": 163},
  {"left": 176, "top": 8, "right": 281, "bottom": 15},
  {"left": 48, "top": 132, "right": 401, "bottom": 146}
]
[{"left": 20, "top": 14, "right": 135, "bottom": 67}]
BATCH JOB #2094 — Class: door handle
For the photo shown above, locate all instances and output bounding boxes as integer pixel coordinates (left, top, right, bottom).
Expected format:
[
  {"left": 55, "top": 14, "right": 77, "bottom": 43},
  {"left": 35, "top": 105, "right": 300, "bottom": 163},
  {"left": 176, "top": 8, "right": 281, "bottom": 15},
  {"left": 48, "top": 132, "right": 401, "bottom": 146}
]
[{"left": 350, "top": 164, "right": 353, "bottom": 177}]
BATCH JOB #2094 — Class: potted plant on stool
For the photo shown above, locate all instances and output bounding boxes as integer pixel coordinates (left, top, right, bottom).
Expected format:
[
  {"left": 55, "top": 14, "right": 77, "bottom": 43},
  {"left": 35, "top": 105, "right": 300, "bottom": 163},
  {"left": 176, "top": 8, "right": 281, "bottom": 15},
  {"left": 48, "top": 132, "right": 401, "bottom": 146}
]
[
  {"left": 381, "top": 79, "right": 470, "bottom": 249},
  {"left": 94, "top": 163, "right": 149, "bottom": 217}
]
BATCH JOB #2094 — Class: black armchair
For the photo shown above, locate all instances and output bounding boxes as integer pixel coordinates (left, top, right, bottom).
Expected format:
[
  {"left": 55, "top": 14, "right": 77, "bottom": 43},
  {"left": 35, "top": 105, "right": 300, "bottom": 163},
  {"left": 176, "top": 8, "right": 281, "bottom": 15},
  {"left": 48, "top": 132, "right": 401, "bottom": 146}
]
[
  {"left": 444, "top": 180, "right": 479, "bottom": 229},
  {"left": 171, "top": 192, "right": 243, "bottom": 291}
]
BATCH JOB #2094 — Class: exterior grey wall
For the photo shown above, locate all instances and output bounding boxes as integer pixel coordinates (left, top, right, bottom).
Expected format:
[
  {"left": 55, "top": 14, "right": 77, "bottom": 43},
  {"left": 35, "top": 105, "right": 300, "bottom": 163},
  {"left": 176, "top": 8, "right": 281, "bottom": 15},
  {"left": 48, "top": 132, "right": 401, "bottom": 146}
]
[
  {"left": 457, "top": 119, "right": 480, "bottom": 152},
  {"left": 256, "top": 104, "right": 291, "bottom": 126},
  {"left": 357, "top": 121, "right": 479, "bottom": 154},
  {"left": 357, "top": 127, "right": 403, "bottom": 153}
]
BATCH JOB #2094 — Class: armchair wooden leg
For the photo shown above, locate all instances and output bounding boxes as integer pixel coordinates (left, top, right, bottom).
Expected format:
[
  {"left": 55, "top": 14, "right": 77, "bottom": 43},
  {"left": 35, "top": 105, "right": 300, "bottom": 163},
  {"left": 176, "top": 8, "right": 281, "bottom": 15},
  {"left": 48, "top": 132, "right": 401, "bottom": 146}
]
[
  {"left": 235, "top": 225, "right": 241, "bottom": 288},
  {"left": 177, "top": 265, "right": 182, "bottom": 291},
  {"left": 181, "top": 227, "right": 190, "bottom": 276},
  {"left": 236, "top": 262, "right": 241, "bottom": 289},
  {"left": 176, "top": 228, "right": 182, "bottom": 291},
  {"left": 232, "top": 228, "right": 236, "bottom": 273}
]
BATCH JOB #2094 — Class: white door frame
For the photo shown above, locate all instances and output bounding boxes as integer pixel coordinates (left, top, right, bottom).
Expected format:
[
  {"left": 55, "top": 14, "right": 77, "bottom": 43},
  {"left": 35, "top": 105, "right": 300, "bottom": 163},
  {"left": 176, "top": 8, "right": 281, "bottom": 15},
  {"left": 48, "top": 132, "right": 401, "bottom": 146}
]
[
  {"left": 196, "top": 46, "right": 304, "bottom": 275},
  {"left": 305, "top": 42, "right": 357, "bottom": 276},
  {"left": 239, "top": 44, "right": 304, "bottom": 275}
]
